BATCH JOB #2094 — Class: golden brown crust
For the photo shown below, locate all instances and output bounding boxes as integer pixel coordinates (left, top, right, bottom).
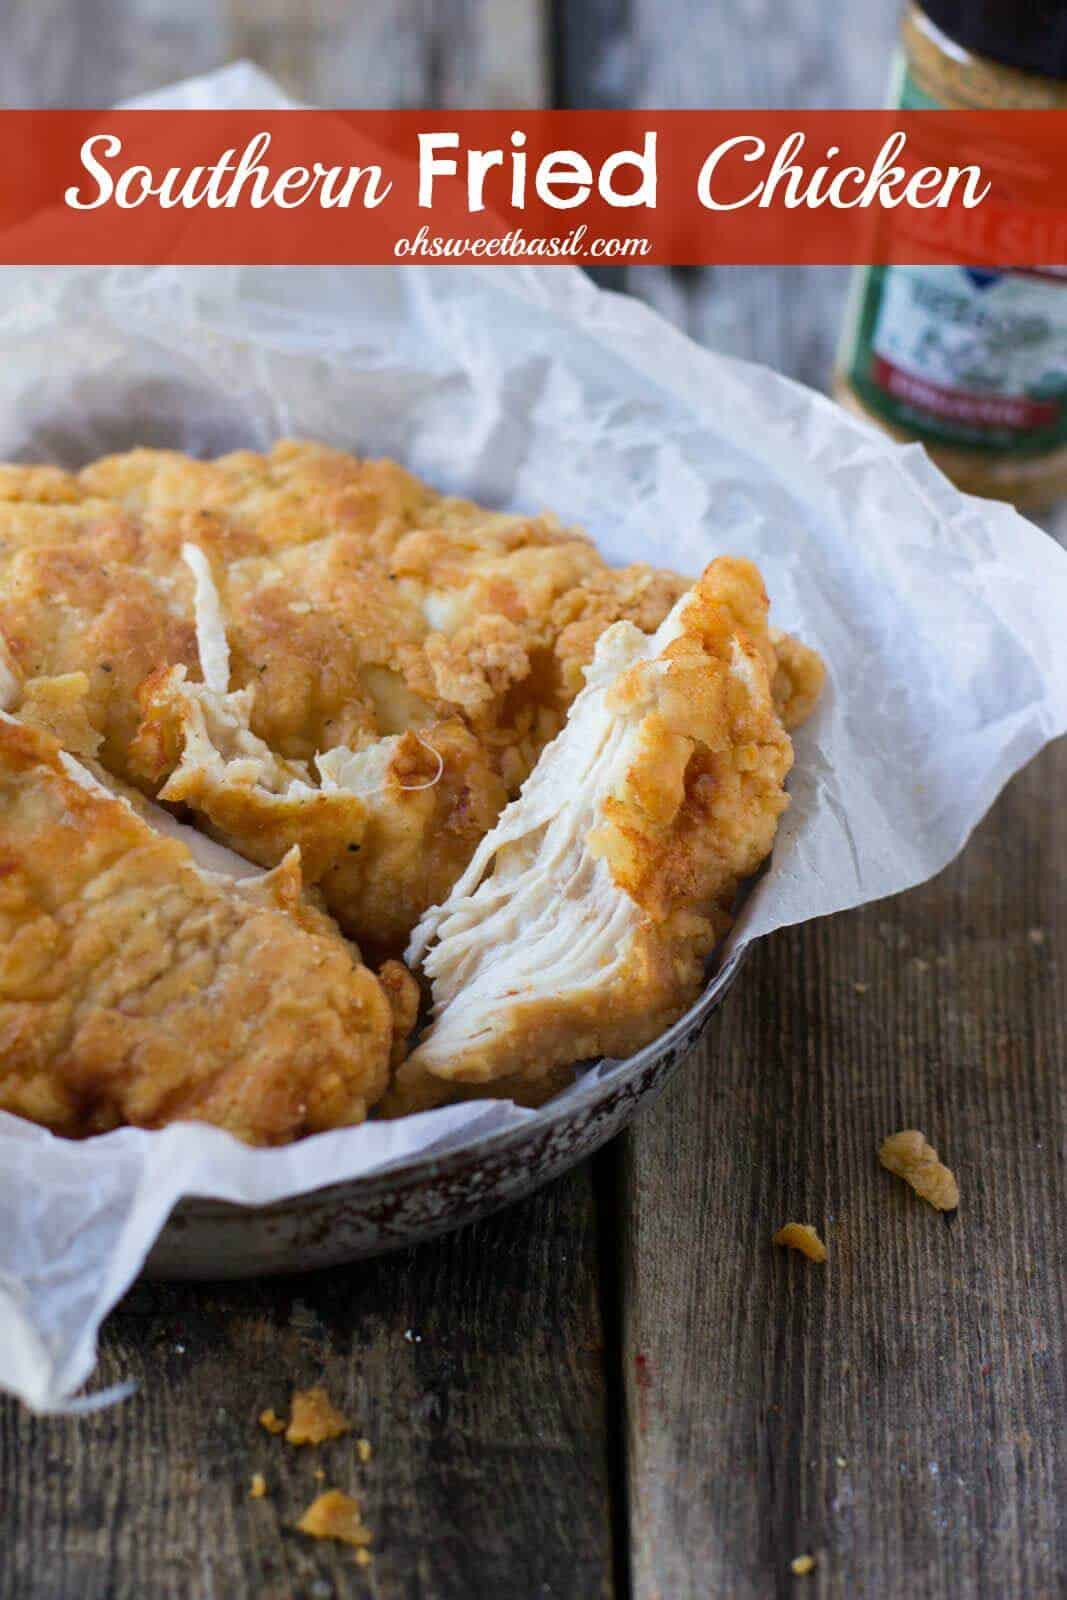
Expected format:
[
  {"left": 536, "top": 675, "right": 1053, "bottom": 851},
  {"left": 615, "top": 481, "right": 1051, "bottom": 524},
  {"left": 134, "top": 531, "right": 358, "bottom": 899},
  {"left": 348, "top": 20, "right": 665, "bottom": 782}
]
[
  {"left": 773, "top": 1223, "right": 828, "bottom": 1261},
  {"left": 296, "top": 1489, "right": 373, "bottom": 1549},
  {"left": 394, "top": 557, "right": 813, "bottom": 1105},
  {"left": 879, "top": 1129, "right": 959, "bottom": 1211},
  {"left": 770, "top": 628, "right": 827, "bottom": 730},
  {"left": 0, "top": 717, "right": 396, "bottom": 1144},
  {"left": 0, "top": 442, "right": 824, "bottom": 1131},
  {"left": 0, "top": 441, "right": 720, "bottom": 958},
  {"left": 15, "top": 673, "right": 103, "bottom": 759},
  {"left": 285, "top": 1386, "right": 352, "bottom": 1446}
]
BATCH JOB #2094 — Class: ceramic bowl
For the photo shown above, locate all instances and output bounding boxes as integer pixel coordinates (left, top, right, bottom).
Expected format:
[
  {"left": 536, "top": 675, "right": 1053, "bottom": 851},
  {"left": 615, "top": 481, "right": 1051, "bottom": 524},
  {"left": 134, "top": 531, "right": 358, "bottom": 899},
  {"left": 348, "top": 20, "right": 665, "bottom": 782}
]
[{"left": 146, "top": 947, "right": 745, "bottom": 1279}]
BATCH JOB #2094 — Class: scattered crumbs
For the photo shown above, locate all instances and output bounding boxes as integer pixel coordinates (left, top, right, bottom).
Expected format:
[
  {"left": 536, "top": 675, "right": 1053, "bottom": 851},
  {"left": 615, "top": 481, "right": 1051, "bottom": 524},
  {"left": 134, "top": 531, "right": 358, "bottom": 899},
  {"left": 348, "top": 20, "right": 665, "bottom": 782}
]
[
  {"left": 852, "top": 981, "right": 869, "bottom": 995},
  {"left": 1028, "top": 926, "right": 1046, "bottom": 946},
  {"left": 297, "top": 1489, "right": 373, "bottom": 1550},
  {"left": 357, "top": 1437, "right": 373, "bottom": 1465},
  {"left": 403, "top": 1329, "right": 422, "bottom": 1343},
  {"left": 355, "top": 1547, "right": 373, "bottom": 1568},
  {"left": 879, "top": 1129, "right": 959, "bottom": 1211},
  {"left": 249, "top": 1473, "right": 268, "bottom": 1500},
  {"left": 791, "top": 1554, "right": 816, "bottom": 1577},
  {"left": 259, "top": 1408, "right": 286, "bottom": 1436},
  {"left": 773, "top": 1223, "right": 827, "bottom": 1263},
  {"left": 286, "top": 1385, "right": 353, "bottom": 1446}
]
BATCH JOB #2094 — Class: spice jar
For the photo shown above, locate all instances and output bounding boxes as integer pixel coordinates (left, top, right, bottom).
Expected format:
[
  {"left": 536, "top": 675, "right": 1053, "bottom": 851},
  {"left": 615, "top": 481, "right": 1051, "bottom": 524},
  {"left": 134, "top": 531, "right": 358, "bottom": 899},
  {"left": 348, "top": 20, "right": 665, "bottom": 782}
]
[{"left": 834, "top": 2, "right": 1067, "bottom": 508}]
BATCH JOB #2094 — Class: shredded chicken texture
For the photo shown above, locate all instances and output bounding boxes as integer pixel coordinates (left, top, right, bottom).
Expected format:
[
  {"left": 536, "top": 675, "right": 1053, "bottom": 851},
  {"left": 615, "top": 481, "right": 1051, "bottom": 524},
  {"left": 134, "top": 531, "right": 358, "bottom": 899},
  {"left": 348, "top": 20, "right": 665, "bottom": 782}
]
[
  {"left": 0, "top": 716, "right": 400, "bottom": 1144},
  {"left": 388, "top": 557, "right": 803, "bottom": 1111},
  {"left": 0, "top": 441, "right": 824, "bottom": 1135},
  {"left": 0, "top": 442, "right": 818, "bottom": 965}
]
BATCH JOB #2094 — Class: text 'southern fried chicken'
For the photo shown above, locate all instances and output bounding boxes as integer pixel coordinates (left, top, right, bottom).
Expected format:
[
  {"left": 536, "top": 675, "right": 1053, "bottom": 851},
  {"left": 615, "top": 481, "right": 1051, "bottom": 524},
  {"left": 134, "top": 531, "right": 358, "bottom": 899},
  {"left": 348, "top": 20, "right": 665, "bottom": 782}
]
[{"left": 0, "top": 441, "right": 824, "bottom": 1139}]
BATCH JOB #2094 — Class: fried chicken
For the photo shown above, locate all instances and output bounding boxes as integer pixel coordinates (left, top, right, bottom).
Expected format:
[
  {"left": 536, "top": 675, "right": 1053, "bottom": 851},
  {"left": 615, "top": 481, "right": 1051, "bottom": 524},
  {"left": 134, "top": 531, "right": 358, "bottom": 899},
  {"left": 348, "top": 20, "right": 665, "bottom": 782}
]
[
  {"left": 0, "top": 715, "right": 411, "bottom": 1144},
  {"left": 0, "top": 442, "right": 702, "bottom": 957},
  {"left": 387, "top": 558, "right": 799, "bottom": 1113},
  {"left": 0, "top": 440, "right": 825, "bottom": 1135}
]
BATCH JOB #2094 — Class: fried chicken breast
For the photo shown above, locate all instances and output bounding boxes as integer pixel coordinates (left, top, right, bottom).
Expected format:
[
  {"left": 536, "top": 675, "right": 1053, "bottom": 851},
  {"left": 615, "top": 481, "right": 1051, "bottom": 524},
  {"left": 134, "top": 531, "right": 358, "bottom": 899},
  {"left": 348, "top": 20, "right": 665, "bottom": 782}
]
[
  {"left": 0, "top": 440, "right": 825, "bottom": 1137},
  {"left": 0, "top": 442, "right": 702, "bottom": 958},
  {"left": 0, "top": 715, "right": 409, "bottom": 1144},
  {"left": 387, "top": 558, "right": 801, "bottom": 1114}
]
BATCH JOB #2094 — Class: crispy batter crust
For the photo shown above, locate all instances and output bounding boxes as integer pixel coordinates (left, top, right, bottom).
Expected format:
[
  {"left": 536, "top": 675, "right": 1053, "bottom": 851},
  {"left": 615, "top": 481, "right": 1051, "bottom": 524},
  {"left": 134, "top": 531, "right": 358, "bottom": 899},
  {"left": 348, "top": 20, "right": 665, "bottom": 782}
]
[
  {"left": 0, "top": 717, "right": 397, "bottom": 1144},
  {"left": 0, "top": 442, "right": 825, "bottom": 1134},
  {"left": 0, "top": 443, "right": 712, "bottom": 957},
  {"left": 389, "top": 557, "right": 809, "bottom": 1110}
]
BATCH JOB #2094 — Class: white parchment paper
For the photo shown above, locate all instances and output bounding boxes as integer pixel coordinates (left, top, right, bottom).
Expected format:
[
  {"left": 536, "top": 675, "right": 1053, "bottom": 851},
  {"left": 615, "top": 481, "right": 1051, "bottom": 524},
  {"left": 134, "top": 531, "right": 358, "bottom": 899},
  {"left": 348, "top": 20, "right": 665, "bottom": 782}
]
[{"left": 1, "top": 64, "right": 1066, "bottom": 1411}]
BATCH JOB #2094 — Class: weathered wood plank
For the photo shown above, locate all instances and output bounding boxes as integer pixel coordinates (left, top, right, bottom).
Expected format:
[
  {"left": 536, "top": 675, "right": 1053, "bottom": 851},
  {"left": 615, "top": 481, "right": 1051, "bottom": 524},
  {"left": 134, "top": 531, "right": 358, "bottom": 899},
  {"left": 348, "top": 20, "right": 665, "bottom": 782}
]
[
  {"left": 620, "top": 736, "right": 1067, "bottom": 1598},
  {"left": 0, "top": 0, "right": 547, "bottom": 109},
  {"left": 557, "top": 0, "right": 899, "bottom": 390},
  {"left": 0, "top": 10, "right": 609, "bottom": 1600},
  {"left": 0, "top": 1168, "right": 615, "bottom": 1600}
]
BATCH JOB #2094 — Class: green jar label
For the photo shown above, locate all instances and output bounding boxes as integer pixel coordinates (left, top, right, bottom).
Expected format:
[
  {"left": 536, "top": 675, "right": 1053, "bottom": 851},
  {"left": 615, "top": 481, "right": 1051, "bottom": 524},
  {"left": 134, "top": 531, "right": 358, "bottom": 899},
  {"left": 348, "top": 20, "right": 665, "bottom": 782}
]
[{"left": 838, "top": 66, "right": 1067, "bottom": 457}]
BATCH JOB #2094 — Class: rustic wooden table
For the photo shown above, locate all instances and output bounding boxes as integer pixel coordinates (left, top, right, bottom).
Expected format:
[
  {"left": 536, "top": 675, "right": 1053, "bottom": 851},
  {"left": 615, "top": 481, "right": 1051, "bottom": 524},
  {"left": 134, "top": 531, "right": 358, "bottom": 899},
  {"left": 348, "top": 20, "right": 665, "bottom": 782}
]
[{"left": 2, "top": 4, "right": 1065, "bottom": 1597}]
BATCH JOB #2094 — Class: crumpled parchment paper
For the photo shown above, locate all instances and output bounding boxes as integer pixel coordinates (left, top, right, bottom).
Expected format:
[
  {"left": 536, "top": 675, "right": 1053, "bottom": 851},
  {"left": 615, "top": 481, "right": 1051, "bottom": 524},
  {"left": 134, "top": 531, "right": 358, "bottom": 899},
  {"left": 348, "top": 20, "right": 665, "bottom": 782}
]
[{"left": 1, "top": 64, "right": 1066, "bottom": 1412}]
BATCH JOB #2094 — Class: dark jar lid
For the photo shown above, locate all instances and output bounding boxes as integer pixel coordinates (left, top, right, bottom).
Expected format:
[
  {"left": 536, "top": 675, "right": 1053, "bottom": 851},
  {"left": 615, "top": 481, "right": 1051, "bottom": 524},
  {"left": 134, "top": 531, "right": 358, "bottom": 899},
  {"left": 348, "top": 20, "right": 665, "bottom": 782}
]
[{"left": 919, "top": 0, "right": 1067, "bottom": 81}]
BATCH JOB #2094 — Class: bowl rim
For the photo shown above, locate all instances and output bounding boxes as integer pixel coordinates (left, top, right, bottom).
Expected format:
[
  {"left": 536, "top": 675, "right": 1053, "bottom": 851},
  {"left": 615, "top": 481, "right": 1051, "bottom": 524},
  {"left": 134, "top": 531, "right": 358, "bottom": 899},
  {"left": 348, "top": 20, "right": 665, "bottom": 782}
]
[{"left": 176, "top": 941, "right": 747, "bottom": 1219}]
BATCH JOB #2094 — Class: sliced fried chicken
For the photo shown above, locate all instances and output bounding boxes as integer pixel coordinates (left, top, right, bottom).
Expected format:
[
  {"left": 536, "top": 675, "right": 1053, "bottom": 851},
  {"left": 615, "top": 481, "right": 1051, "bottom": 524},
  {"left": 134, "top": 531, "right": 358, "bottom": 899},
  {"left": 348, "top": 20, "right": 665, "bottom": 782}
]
[
  {"left": 387, "top": 558, "right": 808, "bottom": 1113},
  {"left": 0, "top": 715, "right": 409, "bottom": 1144}
]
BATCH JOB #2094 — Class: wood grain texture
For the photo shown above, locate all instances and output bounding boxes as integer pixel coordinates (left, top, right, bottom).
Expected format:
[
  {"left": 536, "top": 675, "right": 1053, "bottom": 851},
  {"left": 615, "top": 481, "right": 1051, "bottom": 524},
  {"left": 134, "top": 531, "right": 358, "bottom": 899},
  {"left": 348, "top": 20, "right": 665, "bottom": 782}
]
[
  {"left": 620, "top": 736, "right": 1067, "bottom": 1599},
  {"left": 0, "top": 4, "right": 1065, "bottom": 1599},
  {"left": 0, "top": 1168, "right": 615, "bottom": 1600},
  {"left": 557, "top": 0, "right": 899, "bottom": 391},
  {"left": 0, "top": 0, "right": 547, "bottom": 110}
]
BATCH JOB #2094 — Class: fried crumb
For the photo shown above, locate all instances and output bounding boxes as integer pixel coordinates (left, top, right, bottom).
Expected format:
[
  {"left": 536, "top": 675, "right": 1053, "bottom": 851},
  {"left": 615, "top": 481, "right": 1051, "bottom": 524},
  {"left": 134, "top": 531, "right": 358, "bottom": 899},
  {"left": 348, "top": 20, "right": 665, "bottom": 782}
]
[
  {"left": 791, "top": 1554, "right": 816, "bottom": 1576},
  {"left": 357, "top": 1437, "right": 373, "bottom": 1464},
  {"left": 286, "top": 1385, "right": 353, "bottom": 1445},
  {"left": 773, "top": 1223, "right": 827, "bottom": 1262},
  {"left": 297, "top": 1489, "right": 373, "bottom": 1549},
  {"left": 314, "top": 1467, "right": 326, "bottom": 1482},
  {"left": 259, "top": 1408, "right": 286, "bottom": 1435},
  {"left": 879, "top": 1129, "right": 959, "bottom": 1211},
  {"left": 355, "top": 1547, "right": 373, "bottom": 1568},
  {"left": 249, "top": 1473, "right": 267, "bottom": 1500}
]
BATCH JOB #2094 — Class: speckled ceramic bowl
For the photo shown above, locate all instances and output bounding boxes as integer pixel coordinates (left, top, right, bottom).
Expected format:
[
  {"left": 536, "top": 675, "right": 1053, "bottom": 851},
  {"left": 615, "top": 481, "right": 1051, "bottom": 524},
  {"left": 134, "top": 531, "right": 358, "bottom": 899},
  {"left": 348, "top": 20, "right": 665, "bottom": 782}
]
[{"left": 146, "top": 947, "right": 744, "bottom": 1279}]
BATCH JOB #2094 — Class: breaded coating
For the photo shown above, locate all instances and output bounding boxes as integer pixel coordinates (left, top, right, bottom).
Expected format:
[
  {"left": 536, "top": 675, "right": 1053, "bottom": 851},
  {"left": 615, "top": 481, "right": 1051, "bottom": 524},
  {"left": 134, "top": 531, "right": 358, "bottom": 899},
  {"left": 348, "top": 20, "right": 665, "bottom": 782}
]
[
  {"left": 388, "top": 558, "right": 804, "bottom": 1111},
  {"left": 770, "top": 628, "right": 826, "bottom": 730},
  {"left": 0, "top": 716, "right": 398, "bottom": 1144},
  {"left": 0, "top": 443, "right": 707, "bottom": 958},
  {"left": 296, "top": 1488, "right": 373, "bottom": 1549},
  {"left": 773, "top": 1223, "right": 828, "bottom": 1261},
  {"left": 285, "top": 1386, "right": 352, "bottom": 1446},
  {"left": 0, "top": 442, "right": 825, "bottom": 1132},
  {"left": 879, "top": 1129, "right": 959, "bottom": 1211}
]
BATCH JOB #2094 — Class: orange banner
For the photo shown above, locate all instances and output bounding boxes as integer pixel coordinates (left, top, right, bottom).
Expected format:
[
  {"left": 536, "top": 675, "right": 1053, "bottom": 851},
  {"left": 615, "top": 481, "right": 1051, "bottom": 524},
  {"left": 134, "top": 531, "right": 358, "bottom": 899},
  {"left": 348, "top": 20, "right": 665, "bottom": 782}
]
[{"left": 3, "top": 109, "right": 1067, "bottom": 265}]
